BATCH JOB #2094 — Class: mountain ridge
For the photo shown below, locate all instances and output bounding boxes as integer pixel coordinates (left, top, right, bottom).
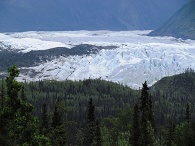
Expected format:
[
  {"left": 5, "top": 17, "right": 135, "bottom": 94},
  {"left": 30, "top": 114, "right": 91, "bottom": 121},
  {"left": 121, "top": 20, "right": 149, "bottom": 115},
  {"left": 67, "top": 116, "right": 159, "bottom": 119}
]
[
  {"left": 0, "top": 0, "right": 188, "bottom": 32},
  {"left": 149, "top": 0, "right": 195, "bottom": 40}
]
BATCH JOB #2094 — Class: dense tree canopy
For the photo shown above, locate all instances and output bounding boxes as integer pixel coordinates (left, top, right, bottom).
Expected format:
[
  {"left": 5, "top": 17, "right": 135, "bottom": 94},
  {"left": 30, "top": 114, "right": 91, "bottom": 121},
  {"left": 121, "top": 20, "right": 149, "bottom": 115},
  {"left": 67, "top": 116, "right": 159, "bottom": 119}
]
[{"left": 0, "top": 66, "right": 195, "bottom": 145}]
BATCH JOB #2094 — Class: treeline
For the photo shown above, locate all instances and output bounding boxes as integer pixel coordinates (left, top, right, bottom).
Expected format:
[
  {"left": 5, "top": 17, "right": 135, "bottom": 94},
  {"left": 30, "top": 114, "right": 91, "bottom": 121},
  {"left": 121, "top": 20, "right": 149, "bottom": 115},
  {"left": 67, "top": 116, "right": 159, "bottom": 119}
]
[{"left": 0, "top": 66, "right": 195, "bottom": 145}]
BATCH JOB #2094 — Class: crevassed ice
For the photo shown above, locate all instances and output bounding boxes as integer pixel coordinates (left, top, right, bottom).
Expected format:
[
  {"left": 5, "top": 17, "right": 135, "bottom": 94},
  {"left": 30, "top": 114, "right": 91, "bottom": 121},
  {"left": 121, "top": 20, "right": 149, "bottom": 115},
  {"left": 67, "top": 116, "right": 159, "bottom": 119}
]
[{"left": 0, "top": 31, "right": 195, "bottom": 89}]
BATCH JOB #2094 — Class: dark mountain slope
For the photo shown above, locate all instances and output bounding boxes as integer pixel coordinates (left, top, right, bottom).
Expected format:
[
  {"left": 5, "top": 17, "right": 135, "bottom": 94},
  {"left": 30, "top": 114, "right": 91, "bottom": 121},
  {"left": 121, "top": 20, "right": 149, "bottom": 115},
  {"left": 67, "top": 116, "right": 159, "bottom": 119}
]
[
  {"left": 149, "top": 0, "right": 195, "bottom": 40},
  {"left": 0, "top": 0, "right": 188, "bottom": 32},
  {"left": 152, "top": 70, "right": 195, "bottom": 97},
  {"left": 151, "top": 70, "right": 195, "bottom": 123},
  {"left": 0, "top": 44, "right": 115, "bottom": 71}
]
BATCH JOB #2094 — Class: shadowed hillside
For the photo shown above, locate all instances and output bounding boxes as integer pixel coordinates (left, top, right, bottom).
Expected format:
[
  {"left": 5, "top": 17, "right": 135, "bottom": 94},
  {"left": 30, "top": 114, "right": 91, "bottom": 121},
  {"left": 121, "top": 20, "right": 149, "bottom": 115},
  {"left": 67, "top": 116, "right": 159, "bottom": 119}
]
[
  {"left": 0, "top": 0, "right": 188, "bottom": 32},
  {"left": 149, "top": 0, "right": 195, "bottom": 40}
]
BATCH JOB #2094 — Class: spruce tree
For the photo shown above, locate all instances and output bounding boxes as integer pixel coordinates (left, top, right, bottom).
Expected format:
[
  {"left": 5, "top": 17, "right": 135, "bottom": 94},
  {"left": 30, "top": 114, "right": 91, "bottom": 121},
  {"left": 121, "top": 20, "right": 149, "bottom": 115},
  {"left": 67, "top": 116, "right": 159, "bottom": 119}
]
[
  {"left": 0, "top": 79, "right": 5, "bottom": 109},
  {"left": 139, "top": 81, "right": 155, "bottom": 146},
  {"left": 84, "top": 98, "right": 96, "bottom": 146},
  {"left": 41, "top": 103, "right": 48, "bottom": 134},
  {"left": 50, "top": 98, "right": 67, "bottom": 145},
  {"left": 95, "top": 119, "right": 102, "bottom": 146},
  {"left": 0, "top": 65, "right": 51, "bottom": 145},
  {"left": 140, "top": 81, "right": 149, "bottom": 112},
  {"left": 6, "top": 65, "right": 21, "bottom": 113},
  {"left": 145, "top": 121, "right": 155, "bottom": 146},
  {"left": 148, "top": 94, "right": 155, "bottom": 129},
  {"left": 185, "top": 103, "right": 191, "bottom": 123},
  {"left": 131, "top": 103, "right": 141, "bottom": 146},
  {"left": 52, "top": 99, "right": 63, "bottom": 128}
]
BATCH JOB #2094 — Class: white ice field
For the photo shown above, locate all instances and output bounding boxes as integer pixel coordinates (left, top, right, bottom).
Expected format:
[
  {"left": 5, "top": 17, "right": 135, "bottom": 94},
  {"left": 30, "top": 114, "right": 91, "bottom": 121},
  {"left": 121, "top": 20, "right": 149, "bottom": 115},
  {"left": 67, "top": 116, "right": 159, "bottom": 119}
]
[{"left": 0, "top": 30, "right": 195, "bottom": 88}]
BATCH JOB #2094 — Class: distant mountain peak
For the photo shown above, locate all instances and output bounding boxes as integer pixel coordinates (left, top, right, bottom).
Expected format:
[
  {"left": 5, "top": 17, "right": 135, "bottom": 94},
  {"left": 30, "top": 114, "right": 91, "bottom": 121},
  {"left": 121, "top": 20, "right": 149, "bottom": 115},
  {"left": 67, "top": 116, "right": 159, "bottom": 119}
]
[{"left": 149, "top": 0, "right": 195, "bottom": 40}]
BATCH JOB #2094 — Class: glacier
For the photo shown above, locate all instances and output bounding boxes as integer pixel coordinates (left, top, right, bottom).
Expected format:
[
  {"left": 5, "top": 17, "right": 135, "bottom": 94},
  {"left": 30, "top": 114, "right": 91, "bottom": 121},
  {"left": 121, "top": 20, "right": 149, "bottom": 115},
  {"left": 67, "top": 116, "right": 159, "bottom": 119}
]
[{"left": 0, "top": 30, "right": 195, "bottom": 88}]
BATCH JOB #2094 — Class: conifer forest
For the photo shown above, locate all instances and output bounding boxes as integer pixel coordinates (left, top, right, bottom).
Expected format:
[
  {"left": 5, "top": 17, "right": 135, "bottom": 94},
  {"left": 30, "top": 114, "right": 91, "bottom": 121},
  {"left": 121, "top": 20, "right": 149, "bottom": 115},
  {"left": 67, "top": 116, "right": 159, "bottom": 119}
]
[{"left": 1, "top": 65, "right": 195, "bottom": 146}]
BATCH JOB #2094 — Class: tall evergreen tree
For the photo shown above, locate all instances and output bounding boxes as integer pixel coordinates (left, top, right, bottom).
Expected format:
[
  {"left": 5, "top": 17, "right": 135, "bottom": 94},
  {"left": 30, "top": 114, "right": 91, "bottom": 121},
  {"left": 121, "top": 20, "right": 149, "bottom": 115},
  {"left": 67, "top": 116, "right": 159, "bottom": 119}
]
[
  {"left": 145, "top": 121, "right": 155, "bottom": 146},
  {"left": 6, "top": 65, "right": 21, "bottom": 113},
  {"left": 41, "top": 103, "right": 48, "bottom": 134},
  {"left": 50, "top": 98, "right": 67, "bottom": 146},
  {"left": 0, "top": 79, "right": 5, "bottom": 109},
  {"left": 95, "top": 119, "right": 102, "bottom": 146},
  {"left": 84, "top": 98, "right": 96, "bottom": 146},
  {"left": 131, "top": 103, "right": 141, "bottom": 146},
  {"left": 185, "top": 103, "right": 191, "bottom": 123},
  {"left": 148, "top": 94, "right": 155, "bottom": 129},
  {"left": 52, "top": 99, "right": 63, "bottom": 128},
  {"left": 139, "top": 81, "right": 155, "bottom": 146},
  {"left": 140, "top": 81, "right": 149, "bottom": 112},
  {"left": 0, "top": 65, "right": 51, "bottom": 145}
]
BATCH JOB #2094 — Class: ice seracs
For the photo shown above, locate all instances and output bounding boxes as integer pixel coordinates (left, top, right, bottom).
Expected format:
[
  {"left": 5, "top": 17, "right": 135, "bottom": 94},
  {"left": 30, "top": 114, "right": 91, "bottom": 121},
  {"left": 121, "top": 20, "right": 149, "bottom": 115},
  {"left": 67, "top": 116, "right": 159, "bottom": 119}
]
[{"left": 1, "top": 31, "right": 195, "bottom": 89}]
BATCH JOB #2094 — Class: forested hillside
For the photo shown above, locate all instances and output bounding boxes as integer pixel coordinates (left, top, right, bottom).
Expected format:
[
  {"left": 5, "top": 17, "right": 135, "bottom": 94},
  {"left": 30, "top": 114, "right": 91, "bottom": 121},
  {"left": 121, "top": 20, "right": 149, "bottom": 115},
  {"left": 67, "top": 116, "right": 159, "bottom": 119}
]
[
  {"left": 152, "top": 69, "right": 195, "bottom": 124},
  {"left": 0, "top": 66, "right": 195, "bottom": 145}
]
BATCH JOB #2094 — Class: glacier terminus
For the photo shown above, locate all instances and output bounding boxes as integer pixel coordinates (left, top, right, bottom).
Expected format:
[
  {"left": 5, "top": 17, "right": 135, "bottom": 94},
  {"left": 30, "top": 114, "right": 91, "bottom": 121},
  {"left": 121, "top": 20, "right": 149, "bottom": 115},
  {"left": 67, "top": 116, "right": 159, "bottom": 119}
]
[{"left": 0, "top": 30, "right": 195, "bottom": 88}]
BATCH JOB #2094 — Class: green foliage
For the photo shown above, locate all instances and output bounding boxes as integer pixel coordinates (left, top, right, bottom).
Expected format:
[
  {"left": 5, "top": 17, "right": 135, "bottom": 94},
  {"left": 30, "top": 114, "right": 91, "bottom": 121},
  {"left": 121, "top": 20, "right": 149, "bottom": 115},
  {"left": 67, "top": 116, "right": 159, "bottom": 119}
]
[
  {"left": 102, "top": 104, "right": 132, "bottom": 146},
  {"left": 185, "top": 103, "right": 191, "bottom": 123},
  {"left": 152, "top": 71, "right": 195, "bottom": 125},
  {"left": 52, "top": 99, "right": 63, "bottom": 128},
  {"left": 2, "top": 66, "right": 195, "bottom": 145},
  {"left": 48, "top": 99, "right": 67, "bottom": 146},
  {"left": 165, "top": 120, "right": 175, "bottom": 146},
  {"left": 84, "top": 98, "right": 96, "bottom": 145},
  {"left": 0, "top": 76, "right": 137, "bottom": 145},
  {"left": 102, "top": 116, "right": 119, "bottom": 145},
  {"left": 139, "top": 81, "right": 155, "bottom": 146},
  {"left": 145, "top": 121, "right": 155, "bottom": 146},
  {"left": 94, "top": 120, "right": 102, "bottom": 146},
  {"left": 47, "top": 125, "right": 67, "bottom": 146},
  {"left": 0, "top": 65, "right": 51, "bottom": 145},
  {"left": 40, "top": 103, "right": 48, "bottom": 134},
  {"left": 117, "top": 104, "right": 132, "bottom": 132},
  {"left": 131, "top": 103, "right": 141, "bottom": 146},
  {"left": 148, "top": 94, "right": 155, "bottom": 129},
  {"left": 152, "top": 71, "right": 195, "bottom": 96},
  {"left": 173, "top": 122, "right": 195, "bottom": 146},
  {"left": 0, "top": 79, "right": 5, "bottom": 108},
  {"left": 31, "top": 135, "right": 52, "bottom": 146}
]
